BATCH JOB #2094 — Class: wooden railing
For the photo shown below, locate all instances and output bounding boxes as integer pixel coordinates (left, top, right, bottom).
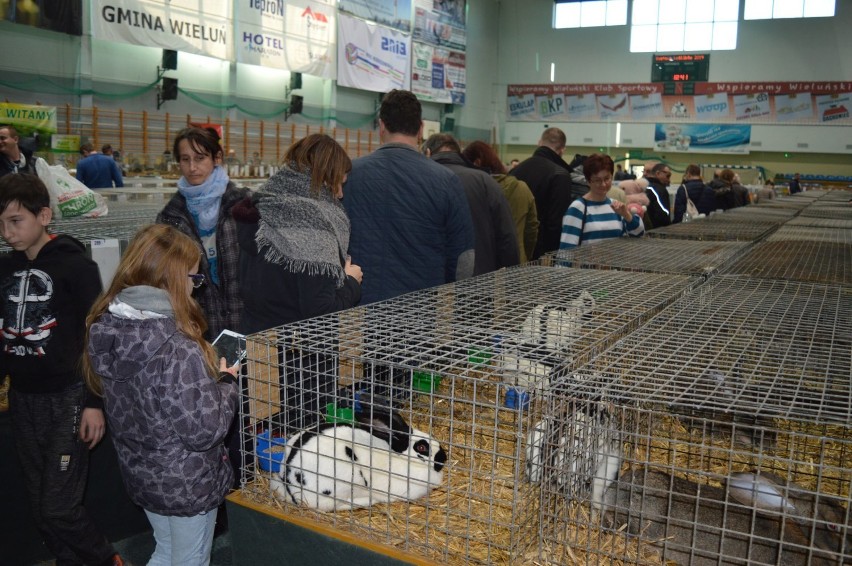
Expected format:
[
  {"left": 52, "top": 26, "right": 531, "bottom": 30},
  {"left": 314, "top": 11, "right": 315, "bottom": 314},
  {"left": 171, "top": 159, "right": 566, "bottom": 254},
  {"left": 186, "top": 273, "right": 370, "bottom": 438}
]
[{"left": 53, "top": 105, "right": 378, "bottom": 176}]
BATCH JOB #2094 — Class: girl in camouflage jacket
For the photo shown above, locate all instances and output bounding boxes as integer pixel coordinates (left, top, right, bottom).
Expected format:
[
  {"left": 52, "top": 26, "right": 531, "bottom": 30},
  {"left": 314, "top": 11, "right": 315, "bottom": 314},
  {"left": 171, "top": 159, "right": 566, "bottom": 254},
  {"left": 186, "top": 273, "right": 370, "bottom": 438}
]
[{"left": 84, "top": 224, "right": 239, "bottom": 566}]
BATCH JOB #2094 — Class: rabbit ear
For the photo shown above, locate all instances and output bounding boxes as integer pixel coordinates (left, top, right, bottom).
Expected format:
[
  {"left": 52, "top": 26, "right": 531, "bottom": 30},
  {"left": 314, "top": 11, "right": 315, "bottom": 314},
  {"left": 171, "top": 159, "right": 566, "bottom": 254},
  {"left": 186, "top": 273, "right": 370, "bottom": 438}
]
[
  {"left": 355, "top": 408, "right": 412, "bottom": 453},
  {"left": 728, "top": 473, "right": 800, "bottom": 516}
]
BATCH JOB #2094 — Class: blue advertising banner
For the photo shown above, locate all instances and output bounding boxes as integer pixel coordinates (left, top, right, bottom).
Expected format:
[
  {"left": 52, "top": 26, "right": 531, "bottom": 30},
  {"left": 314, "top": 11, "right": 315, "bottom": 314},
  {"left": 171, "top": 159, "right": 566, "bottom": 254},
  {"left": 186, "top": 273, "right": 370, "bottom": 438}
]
[{"left": 654, "top": 123, "right": 752, "bottom": 154}]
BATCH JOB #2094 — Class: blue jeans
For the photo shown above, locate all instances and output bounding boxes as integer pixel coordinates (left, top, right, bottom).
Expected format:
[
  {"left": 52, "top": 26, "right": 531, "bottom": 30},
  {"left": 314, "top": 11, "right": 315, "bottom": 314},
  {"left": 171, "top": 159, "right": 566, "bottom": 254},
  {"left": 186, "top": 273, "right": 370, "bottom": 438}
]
[{"left": 144, "top": 508, "right": 217, "bottom": 566}]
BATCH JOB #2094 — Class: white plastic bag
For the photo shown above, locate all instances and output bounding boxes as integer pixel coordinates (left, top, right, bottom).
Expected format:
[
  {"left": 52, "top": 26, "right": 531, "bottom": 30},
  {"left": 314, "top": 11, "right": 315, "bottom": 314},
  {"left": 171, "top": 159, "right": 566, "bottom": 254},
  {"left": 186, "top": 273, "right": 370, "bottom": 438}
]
[{"left": 35, "top": 158, "right": 109, "bottom": 219}]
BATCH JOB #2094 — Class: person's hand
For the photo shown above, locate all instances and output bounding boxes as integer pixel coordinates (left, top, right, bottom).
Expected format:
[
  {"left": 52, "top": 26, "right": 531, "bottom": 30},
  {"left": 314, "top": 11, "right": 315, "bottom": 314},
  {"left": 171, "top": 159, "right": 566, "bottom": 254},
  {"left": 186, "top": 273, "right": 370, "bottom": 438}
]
[
  {"left": 220, "top": 357, "right": 239, "bottom": 377},
  {"left": 79, "top": 408, "right": 106, "bottom": 449},
  {"left": 611, "top": 199, "right": 633, "bottom": 221},
  {"left": 345, "top": 256, "right": 363, "bottom": 284}
]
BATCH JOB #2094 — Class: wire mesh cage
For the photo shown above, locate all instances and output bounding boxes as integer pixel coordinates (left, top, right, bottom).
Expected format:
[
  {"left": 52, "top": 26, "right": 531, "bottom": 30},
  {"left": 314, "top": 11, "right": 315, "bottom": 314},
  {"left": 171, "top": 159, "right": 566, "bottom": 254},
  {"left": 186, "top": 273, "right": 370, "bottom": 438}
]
[
  {"left": 237, "top": 266, "right": 697, "bottom": 564},
  {"left": 786, "top": 217, "right": 852, "bottom": 229},
  {"left": 544, "top": 239, "right": 749, "bottom": 277},
  {"left": 724, "top": 235, "right": 851, "bottom": 285},
  {"left": 718, "top": 207, "right": 800, "bottom": 222},
  {"left": 799, "top": 206, "right": 852, "bottom": 220},
  {"left": 533, "top": 276, "right": 852, "bottom": 565},
  {"left": 645, "top": 218, "right": 778, "bottom": 242},
  {"left": 767, "top": 226, "right": 852, "bottom": 244}
]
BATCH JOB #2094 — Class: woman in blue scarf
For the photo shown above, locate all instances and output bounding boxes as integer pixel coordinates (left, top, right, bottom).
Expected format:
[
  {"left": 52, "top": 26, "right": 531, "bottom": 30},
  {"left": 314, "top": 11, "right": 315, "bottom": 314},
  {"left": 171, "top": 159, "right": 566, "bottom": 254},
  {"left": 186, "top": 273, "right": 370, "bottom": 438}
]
[{"left": 157, "top": 127, "right": 250, "bottom": 340}]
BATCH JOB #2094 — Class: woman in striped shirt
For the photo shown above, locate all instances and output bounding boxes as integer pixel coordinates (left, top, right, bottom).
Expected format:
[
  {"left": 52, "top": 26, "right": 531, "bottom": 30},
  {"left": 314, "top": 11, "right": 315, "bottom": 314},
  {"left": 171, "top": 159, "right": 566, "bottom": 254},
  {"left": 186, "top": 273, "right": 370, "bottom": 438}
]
[{"left": 559, "top": 153, "right": 644, "bottom": 249}]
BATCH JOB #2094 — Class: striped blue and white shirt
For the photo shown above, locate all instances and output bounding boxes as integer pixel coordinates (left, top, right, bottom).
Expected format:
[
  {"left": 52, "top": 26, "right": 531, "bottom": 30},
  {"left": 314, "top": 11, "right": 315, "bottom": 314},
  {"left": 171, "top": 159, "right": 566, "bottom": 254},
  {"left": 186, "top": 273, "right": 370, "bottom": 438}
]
[{"left": 559, "top": 197, "right": 645, "bottom": 249}]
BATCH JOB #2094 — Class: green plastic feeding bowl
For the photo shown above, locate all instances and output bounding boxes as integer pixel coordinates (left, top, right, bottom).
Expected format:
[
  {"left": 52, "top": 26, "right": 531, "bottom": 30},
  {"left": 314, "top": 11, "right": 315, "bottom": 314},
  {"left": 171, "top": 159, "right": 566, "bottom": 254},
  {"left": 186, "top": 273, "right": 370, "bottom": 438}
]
[
  {"left": 324, "top": 403, "right": 355, "bottom": 425},
  {"left": 411, "top": 370, "right": 442, "bottom": 393},
  {"left": 467, "top": 347, "right": 493, "bottom": 366}
]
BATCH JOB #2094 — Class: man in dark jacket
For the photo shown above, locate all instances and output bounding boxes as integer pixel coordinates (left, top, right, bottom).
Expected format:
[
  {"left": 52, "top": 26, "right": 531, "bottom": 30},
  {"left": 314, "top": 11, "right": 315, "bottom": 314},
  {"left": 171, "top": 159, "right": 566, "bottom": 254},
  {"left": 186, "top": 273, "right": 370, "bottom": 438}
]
[
  {"left": 510, "top": 127, "right": 581, "bottom": 259},
  {"left": 423, "top": 133, "right": 519, "bottom": 276},
  {"left": 644, "top": 163, "right": 673, "bottom": 229},
  {"left": 788, "top": 172, "right": 802, "bottom": 194},
  {"left": 343, "top": 90, "right": 475, "bottom": 305},
  {"left": 0, "top": 125, "right": 38, "bottom": 177}
]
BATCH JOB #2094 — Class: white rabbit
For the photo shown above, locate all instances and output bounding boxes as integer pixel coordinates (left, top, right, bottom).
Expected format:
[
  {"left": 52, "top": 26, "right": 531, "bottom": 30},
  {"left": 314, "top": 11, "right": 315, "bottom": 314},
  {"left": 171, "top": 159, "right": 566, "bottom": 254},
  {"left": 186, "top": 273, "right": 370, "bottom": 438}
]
[
  {"left": 602, "top": 467, "right": 852, "bottom": 566},
  {"left": 270, "top": 408, "right": 447, "bottom": 512},
  {"left": 502, "top": 290, "right": 596, "bottom": 392},
  {"left": 526, "top": 391, "right": 622, "bottom": 511}
]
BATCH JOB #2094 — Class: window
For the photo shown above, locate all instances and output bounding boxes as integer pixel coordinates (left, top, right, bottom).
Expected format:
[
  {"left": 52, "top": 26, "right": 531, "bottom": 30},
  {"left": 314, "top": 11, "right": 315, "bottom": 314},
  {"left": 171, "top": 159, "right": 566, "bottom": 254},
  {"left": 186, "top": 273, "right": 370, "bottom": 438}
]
[
  {"left": 630, "top": 0, "right": 739, "bottom": 52},
  {"left": 744, "top": 0, "right": 835, "bottom": 19},
  {"left": 554, "top": 0, "right": 628, "bottom": 29}
]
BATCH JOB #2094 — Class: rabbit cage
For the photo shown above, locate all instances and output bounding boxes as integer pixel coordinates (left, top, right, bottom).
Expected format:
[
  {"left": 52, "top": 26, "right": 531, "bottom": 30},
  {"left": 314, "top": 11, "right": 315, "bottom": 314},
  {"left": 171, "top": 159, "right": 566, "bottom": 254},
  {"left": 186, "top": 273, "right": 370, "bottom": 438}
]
[
  {"left": 532, "top": 275, "right": 851, "bottom": 565},
  {"left": 237, "top": 265, "right": 698, "bottom": 565}
]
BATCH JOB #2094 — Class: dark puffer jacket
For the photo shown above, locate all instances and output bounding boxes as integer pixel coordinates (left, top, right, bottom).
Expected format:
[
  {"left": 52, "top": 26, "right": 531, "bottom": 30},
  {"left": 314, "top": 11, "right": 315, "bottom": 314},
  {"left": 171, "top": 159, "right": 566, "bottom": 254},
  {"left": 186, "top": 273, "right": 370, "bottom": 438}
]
[
  {"left": 88, "top": 313, "right": 237, "bottom": 516},
  {"left": 343, "top": 143, "right": 475, "bottom": 305}
]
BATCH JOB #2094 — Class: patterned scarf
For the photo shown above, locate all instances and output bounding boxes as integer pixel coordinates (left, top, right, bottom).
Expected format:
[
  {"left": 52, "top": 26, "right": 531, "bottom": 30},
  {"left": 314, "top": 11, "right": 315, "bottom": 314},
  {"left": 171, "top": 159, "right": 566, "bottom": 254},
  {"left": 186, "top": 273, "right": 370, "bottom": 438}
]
[
  {"left": 255, "top": 167, "right": 350, "bottom": 287},
  {"left": 177, "top": 165, "right": 229, "bottom": 236}
]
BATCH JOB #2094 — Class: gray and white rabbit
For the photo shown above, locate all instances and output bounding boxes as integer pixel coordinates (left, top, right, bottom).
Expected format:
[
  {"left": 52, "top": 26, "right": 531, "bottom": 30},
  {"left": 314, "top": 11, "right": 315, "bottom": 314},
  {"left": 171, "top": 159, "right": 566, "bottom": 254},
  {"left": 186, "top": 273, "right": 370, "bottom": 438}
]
[
  {"left": 526, "top": 391, "right": 622, "bottom": 510},
  {"left": 602, "top": 466, "right": 851, "bottom": 565},
  {"left": 270, "top": 408, "right": 447, "bottom": 512}
]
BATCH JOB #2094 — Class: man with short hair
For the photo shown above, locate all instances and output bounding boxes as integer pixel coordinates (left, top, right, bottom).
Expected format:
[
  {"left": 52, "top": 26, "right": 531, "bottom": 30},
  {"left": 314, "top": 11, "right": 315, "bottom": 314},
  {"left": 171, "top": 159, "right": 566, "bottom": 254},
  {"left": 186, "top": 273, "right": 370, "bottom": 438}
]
[
  {"left": 645, "top": 163, "right": 673, "bottom": 229},
  {"left": 0, "top": 125, "right": 38, "bottom": 177},
  {"left": 422, "top": 133, "right": 519, "bottom": 276},
  {"left": 343, "top": 89, "right": 474, "bottom": 305},
  {"left": 76, "top": 143, "right": 123, "bottom": 189},
  {"left": 510, "top": 127, "right": 582, "bottom": 259}
]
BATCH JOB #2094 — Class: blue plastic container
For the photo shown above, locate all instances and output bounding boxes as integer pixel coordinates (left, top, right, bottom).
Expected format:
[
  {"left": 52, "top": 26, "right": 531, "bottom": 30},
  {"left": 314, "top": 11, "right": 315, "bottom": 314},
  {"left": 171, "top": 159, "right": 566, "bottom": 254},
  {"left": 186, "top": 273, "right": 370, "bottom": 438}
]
[
  {"left": 504, "top": 387, "right": 530, "bottom": 410},
  {"left": 256, "top": 430, "right": 287, "bottom": 473}
]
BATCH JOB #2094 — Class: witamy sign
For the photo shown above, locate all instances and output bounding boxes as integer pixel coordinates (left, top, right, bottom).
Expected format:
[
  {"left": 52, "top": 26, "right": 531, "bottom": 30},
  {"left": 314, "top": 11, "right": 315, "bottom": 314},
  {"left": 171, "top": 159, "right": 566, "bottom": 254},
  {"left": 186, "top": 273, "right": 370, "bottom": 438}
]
[{"left": 92, "top": 0, "right": 233, "bottom": 60}]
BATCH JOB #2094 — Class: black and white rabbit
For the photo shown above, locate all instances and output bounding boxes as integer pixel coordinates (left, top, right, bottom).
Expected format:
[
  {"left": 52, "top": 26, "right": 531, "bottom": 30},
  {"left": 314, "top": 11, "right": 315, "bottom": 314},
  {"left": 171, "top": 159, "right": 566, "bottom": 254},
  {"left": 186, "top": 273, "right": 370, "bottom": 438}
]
[
  {"left": 602, "top": 467, "right": 852, "bottom": 565},
  {"left": 526, "top": 392, "right": 622, "bottom": 510},
  {"left": 270, "top": 408, "right": 447, "bottom": 511}
]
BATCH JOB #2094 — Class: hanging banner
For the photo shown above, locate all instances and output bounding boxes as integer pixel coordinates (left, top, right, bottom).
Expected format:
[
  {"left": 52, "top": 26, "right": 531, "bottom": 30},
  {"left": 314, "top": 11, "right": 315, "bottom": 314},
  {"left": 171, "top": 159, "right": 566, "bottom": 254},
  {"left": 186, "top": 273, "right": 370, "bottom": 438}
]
[
  {"left": 412, "top": 0, "right": 466, "bottom": 50},
  {"left": 91, "top": 0, "right": 233, "bottom": 61},
  {"left": 235, "top": 0, "right": 335, "bottom": 78},
  {"left": 337, "top": 14, "right": 411, "bottom": 93},
  {"left": 339, "top": 0, "right": 413, "bottom": 33},
  {"left": 507, "top": 82, "right": 851, "bottom": 124},
  {"left": 0, "top": 103, "right": 58, "bottom": 133},
  {"left": 629, "top": 93, "right": 664, "bottom": 120},
  {"left": 774, "top": 93, "right": 814, "bottom": 122},
  {"left": 654, "top": 123, "right": 751, "bottom": 154},
  {"left": 733, "top": 93, "right": 771, "bottom": 121},
  {"left": 411, "top": 42, "right": 465, "bottom": 105},
  {"left": 815, "top": 92, "right": 851, "bottom": 122}
]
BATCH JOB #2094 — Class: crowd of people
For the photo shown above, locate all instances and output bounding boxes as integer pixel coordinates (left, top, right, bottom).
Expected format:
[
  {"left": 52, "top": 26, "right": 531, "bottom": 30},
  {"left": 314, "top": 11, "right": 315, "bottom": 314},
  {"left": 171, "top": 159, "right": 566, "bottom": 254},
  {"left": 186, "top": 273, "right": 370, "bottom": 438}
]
[{"left": 0, "top": 89, "right": 792, "bottom": 565}]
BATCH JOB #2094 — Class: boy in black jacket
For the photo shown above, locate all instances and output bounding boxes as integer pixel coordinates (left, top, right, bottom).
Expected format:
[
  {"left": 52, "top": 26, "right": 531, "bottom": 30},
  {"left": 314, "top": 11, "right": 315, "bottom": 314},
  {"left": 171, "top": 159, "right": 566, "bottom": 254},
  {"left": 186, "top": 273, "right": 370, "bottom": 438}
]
[{"left": 0, "top": 174, "right": 124, "bottom": 566}]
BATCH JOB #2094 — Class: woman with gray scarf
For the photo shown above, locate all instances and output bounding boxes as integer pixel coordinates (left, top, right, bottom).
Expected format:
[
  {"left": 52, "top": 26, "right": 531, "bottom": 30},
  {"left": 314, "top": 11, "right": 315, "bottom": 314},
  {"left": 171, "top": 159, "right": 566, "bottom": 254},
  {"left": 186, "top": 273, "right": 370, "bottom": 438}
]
[
  {"left": 233, "top": 134, "right": 362, "bottom": 433},
  {"left": 234, "top": 134, "right": 362, "bottom": 333}
]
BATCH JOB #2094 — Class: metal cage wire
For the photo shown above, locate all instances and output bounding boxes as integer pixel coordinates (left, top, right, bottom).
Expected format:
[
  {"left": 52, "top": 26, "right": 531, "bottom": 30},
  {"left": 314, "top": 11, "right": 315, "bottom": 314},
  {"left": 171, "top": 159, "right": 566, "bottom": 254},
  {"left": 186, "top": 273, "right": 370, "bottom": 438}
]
[
  {"left": 237, "top": 266, "right": 699, "bottom": 565},
  {"left": 534, "top": 275, "right": 851, "bottom": 565}
]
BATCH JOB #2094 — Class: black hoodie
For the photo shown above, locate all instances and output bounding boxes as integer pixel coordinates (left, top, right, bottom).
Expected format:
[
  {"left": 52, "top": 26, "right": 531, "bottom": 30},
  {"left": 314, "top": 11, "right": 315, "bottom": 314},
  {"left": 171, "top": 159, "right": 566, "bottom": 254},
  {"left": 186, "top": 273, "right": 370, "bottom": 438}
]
[{"left": 0, "top": 235, "right": 102, "bottom": 405}]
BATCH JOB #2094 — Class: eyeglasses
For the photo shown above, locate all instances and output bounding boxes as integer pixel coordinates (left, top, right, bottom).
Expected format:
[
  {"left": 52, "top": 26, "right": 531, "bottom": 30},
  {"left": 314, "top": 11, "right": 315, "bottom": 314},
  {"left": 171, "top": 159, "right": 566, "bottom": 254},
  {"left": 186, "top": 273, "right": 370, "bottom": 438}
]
[
  {"left": 589, "top": 175, "right": 613, "bottom": 186},
  {"left": 188, "top": 273, "right": 206, "bottom": 289},
  {"left": 660, "top": 170, "right": 672, "bottom": 177}
]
